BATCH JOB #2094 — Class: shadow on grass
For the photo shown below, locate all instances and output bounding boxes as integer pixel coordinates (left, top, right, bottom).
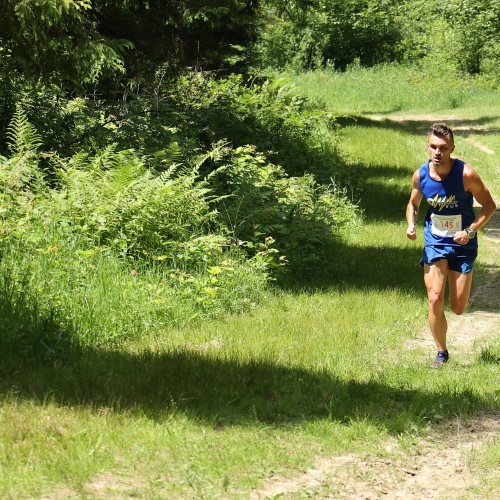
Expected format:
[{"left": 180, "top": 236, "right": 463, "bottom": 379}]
[
  {"left": 282, "top": 241, "right": 424, "bottom": 295},
  {"left": 284, "top": 239, "right": 499, "bottom": 315},
  {"left": 0, "top": 339, "right": 490, "bottom": 432},
  {"left": 478, "top": 346, "right": 500, "bottom": 365},
  {"left": 351, "top": 163, "right": 413, "bottom": 222},
  {"left": 335, "top": 114, "right": 500, "bottom": 137},
  {"left": 0, "top": 248, "right": 494, "bottom": 432}
]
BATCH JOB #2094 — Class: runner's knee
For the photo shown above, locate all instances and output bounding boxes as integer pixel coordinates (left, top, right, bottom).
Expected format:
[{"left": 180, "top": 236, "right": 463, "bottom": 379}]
[
  {"left": 451, "top": 301, "right": 468, "bottom": 315},
  {"left": 428, "top": 291, "right": 445, "bottom": 314}
]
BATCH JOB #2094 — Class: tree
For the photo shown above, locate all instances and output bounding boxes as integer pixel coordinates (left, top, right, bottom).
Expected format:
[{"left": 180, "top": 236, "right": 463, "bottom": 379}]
[
  {"left": 442, "top": 0, "right": 500, "bottom": 74},
  {"left": 255, "top": 0, "right": 402, "bottom": 70},
  {"left": 94, "top": 1, "right": 261, "bottom": 79},
  {"left": 0, "top": 1, "right": 262, "bottom": 92},
  {"left": 0, "top": 0, "right": 132, "bottom": 88}
]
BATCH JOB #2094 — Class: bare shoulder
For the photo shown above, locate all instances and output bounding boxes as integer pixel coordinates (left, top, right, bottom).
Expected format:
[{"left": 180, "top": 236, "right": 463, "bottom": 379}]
[
  {"left": 409, "top": 168, "right": 423, "bottom": 204},
  {"left": 411, "top": 167, "right": 421, "bottom": 186},
  {"left": 462, "top": 162, "right": 485, "bottom": 190},
  {"left": 462, "top": 162, "right": 481, "bottom": 179}
]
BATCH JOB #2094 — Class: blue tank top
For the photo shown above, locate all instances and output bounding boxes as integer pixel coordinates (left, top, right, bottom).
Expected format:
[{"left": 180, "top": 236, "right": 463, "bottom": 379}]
[{"left": 419, "top": 159, "right": 477, "bottom": 249}]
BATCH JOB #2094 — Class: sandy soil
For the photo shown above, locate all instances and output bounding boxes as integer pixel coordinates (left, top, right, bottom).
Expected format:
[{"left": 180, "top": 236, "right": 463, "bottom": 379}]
[{"left": 251, "top": 411, "right": 499, "bottom": 499}]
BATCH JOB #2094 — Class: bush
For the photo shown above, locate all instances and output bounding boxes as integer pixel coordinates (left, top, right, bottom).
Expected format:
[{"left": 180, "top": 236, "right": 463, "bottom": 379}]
[
  {"left": 206, "top": 143, "right": 360, "bottom": 276},
  {"left": 162, "top": 72, "right": 346, "bottom": 182},
  {"left": 4, "top": 73, "right": 347, "bottom": 186},
  {"left": 0, "top": 79, "right": 360, "bottom": 345},
  {"left": 0, "top": 115, "right": 272, "bottom": 346}
]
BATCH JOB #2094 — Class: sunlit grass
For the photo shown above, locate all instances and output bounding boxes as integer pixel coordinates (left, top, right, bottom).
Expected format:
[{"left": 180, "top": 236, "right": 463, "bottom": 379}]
[
  {"left": 1, "top": 65, "right": 499, "bottom": 498},
  {"left": 277, "top": 64, "right": 500, "bottom": 115}
]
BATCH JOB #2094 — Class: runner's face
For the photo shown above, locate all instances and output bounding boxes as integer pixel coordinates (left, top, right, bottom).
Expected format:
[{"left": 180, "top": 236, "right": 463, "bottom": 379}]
[{"left": 428, "top": 134, "right": 454, "bottom": 167}]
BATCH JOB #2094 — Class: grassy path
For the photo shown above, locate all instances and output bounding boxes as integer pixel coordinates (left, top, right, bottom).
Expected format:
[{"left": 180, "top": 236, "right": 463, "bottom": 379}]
[
  {"left": 1, "top": 79, "right": 499, "bottom": 497},
  {"left": 251, "top": 112, "right": 500, "bottom": 499}
]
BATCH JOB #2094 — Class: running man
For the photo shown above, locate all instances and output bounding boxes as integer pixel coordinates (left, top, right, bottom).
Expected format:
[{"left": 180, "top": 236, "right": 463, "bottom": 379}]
[{"left": 406, "top": 123, "right": 496, "bottom": 367}]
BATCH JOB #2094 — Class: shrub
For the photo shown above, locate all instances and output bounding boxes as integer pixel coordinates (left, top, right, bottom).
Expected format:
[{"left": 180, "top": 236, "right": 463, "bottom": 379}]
[
  {"left": 0, "top": 84, "right": 360, "bottom": 346},
  {"left": 206, "top": 143, "right": 360, "bottom": 276},
  {"left": 169, "top": 72, "right": 343, "bottom": 182},
  {"left": 0, "top": 113, "right": 272, "bottom": 346}
]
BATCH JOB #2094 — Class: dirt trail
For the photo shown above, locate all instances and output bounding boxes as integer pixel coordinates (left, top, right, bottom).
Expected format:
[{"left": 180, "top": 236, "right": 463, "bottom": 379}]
[
  {"left": 251, "top": 413, "right": 500, "bottom": 500},
  {"left": 252, "top": 117, "right": 499, "bottom": 499},
  {"left": 370, "top": 113, "right": 497, "bottom": 156},
  {"left": 251, "top": 412, "right": 499, "bottom": 499}
]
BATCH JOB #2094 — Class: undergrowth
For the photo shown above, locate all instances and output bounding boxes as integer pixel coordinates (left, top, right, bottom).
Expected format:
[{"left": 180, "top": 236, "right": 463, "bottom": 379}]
[{"left": 0, "top": 84, "right": 359, "bottom": 346}]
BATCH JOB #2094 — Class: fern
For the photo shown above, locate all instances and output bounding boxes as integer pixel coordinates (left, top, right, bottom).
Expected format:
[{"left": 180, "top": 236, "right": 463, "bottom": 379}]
[
  {"left": 0, "top": 105, "right": 46, "bottom": 194},
  {"left": 150, "top": 142, "right": 183, "bottom": 172},
  {"left": 88, "top": 144, "right": 120, "bottom": 171},
  {"left": 6, "top": 104, "right": 42, "bottom": 156}
]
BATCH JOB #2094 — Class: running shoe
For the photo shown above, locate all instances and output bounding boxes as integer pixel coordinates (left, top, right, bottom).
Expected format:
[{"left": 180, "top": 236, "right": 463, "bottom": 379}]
[{"left": 431, "top": 350, "right": 449, "bottom": 368}]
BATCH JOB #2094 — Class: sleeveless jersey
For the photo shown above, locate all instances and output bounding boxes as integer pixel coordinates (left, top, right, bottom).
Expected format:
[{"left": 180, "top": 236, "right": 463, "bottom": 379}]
[{"left": 419, "top": 159, "right": 477, "bottom": 249}]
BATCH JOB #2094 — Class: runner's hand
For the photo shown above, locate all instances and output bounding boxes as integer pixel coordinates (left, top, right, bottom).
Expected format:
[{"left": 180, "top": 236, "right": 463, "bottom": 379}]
[
  {"left": 406, "top": 225, "right": 417, "bottom": 240},
  {"left": 453, "top": 231, "right": 469, "bottom": 245}
]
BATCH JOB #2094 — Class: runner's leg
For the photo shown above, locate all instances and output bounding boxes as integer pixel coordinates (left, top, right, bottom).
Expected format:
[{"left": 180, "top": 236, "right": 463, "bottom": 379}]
[
  {"left": 448, "top": 270, "right": 473, "bottom": 315},
  {"left": 424, "top": 260, "right": 449, "bottom": 352}
]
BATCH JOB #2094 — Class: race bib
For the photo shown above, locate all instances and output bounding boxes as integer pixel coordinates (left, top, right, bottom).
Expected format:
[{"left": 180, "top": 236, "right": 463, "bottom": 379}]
[{"left": 430, "top": 213, "right": 462, "bottom": 237}]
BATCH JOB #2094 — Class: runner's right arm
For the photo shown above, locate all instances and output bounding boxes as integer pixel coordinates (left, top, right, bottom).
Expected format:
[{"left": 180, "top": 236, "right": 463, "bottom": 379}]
[{"left": 406, "top": 169, "right": 423, "bottom": 240}]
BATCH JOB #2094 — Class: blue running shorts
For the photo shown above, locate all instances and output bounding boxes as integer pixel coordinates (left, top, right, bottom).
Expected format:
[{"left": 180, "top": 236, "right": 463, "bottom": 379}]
[{"left": 420, "top": 245, "right": 477, "bottom": 274}]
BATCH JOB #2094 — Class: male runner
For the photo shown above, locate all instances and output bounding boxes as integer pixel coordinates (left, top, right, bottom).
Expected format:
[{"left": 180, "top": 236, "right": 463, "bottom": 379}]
[{"left": 406, "top": 123, "right": 496, "bottom": 367}]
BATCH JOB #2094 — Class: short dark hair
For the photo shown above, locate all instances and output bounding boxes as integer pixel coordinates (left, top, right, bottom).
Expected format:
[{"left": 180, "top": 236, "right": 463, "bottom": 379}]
[{"left": 429, "top": 123, "right": 454, "bottom": 144}]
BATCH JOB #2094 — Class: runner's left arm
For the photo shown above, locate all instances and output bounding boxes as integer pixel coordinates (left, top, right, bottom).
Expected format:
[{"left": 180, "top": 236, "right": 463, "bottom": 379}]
[{"left": 462, "top": 164, "right": 497, "bottom": 233}]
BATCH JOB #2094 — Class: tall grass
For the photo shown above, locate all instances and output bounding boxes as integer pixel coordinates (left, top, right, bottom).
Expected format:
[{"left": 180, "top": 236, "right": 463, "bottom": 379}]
[
  {"left": 0, "top": 234, "right": 271, "bottom": 349},
  {"left": 277, "top": 64, "right": 500, "bottom": 115}
]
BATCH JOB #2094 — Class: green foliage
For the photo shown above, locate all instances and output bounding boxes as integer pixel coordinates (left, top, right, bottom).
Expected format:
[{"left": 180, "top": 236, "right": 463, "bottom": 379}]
[
  {"left": 441, "top": 0, "right": 500, "bottom": 75},
  {"left": 0, "top": 0, "right": 132, "bottom": 88},
  {"left": 93, "top": 0, "right": 260, "bottom": 78},
  {"left": 0, "top": 109, "right": 273, "bottom": 345},
  {"left": 0, "top": 98, "right": 360, "bottom": 344},
  {"left": 256, "top": 0, "right": 402, "bottom": 70},
  {"left": 396, "top": 0, "right": 500, "bottom": 79},
  {"left": 165, "top": 72, "right": 346, "bottom": 183},
  {"left": 0, "top": 0, "right": 498, "bottom": 123},
  {"left": 0, "top": 104, "right": 45, "bottom": 223},
  {"left": 1, "top": 0, "right": 498, "bottom": 157},
  {"left": 0, "top": 0, "right": 262, "bottom": 97},
  {"left": 255, "top": 0, "right": 500, "bottom": 78},
  {"left": 52, "top": 148, "right": 221, "bottom": 263},
  {"left": 207, "top": 143, "right": 359, "bottom": 275},
  {"left": 3, "top": 72, "right": 349, "bottom": 186}
]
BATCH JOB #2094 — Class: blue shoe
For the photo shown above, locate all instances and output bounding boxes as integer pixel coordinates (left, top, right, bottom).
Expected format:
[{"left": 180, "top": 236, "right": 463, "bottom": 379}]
[{"left": 431, "top": 350, "right": 449, "bottom": 368}]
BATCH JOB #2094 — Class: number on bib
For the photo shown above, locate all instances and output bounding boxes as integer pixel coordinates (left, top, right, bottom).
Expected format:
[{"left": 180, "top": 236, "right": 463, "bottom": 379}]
[{"left": 430, "top": 213, "right": 462, "bottom": 237}]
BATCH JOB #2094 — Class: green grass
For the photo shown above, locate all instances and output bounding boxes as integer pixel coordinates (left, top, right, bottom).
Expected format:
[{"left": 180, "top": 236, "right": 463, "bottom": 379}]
[
  {"left": 277, "top": 64, "right": 500, "bottom": 116},
  {"left": 1, "top": 65, "right": 499, "bottom": 498}
]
